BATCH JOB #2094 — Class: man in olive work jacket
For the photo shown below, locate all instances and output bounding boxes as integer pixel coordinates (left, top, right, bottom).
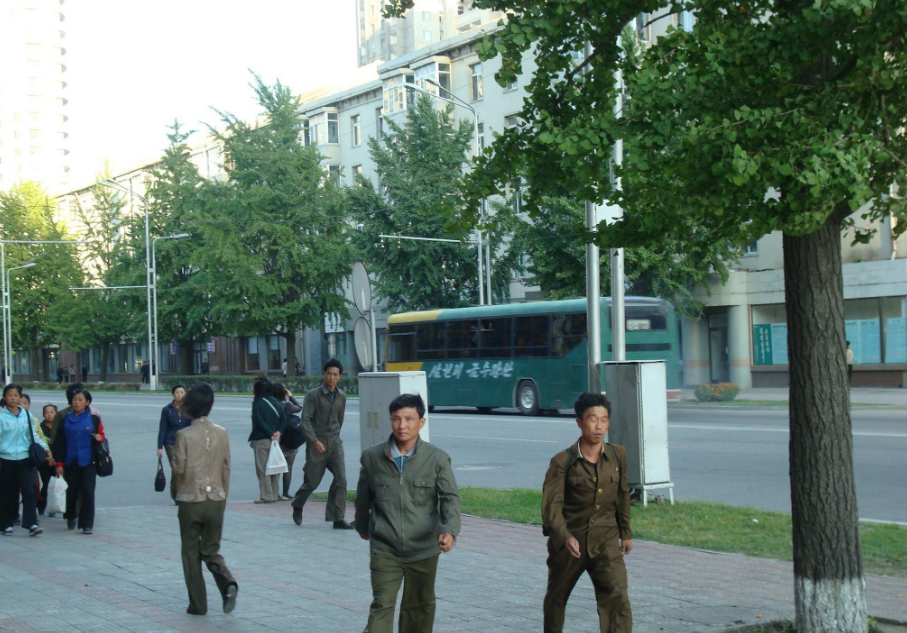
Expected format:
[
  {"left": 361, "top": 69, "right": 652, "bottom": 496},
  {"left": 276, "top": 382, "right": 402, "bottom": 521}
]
[
  {"left": 355, "top": 393, "right": 461, "bottom": 633},
  {"left": 542, "top": 392, "right": 633, "bottom": 632},
  {"left": 291, "top": 358, "right": 354, "bottom": 528}
]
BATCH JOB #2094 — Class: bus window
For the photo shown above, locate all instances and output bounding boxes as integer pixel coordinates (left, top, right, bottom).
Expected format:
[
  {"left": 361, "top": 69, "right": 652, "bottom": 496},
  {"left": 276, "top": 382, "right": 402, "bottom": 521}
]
[
  {"left": 552, "top": 313, "right": 587, "bottom": 357},
  {"left": 625, "top": 304, "right": 669, "bottom": 331},
  {"left": 514, "top": 315, "right": 549, "bottom": 357},
  {"left": 388, "top": 324, "right": 416, "bottom": 362},
  {"left": 479, "top": 318, "right": 513, "bottom": 358},
  {"left": 416, "top": 322, "right": 446, "bottom": 359},
  {"left": 448, "top": 320, "right": 478, "bottom": 358}
]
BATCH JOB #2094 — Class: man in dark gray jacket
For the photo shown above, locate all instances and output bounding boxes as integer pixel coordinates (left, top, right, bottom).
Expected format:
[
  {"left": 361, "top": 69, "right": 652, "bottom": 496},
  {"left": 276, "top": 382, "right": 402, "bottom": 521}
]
[
  {"left": 355, "top": 393, "right": 461, "bottom": 633},
  {"left": 291, "top": 359, "right": 353, "bottom": 528}
]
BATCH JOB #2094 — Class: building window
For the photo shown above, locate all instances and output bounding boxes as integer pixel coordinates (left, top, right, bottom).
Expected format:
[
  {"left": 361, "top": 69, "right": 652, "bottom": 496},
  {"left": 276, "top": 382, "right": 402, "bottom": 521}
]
[
  {"left": 383, "top": 75, "right": 415, "bottom": 114},
  {"left": 505, "top": 114, "right": 523, "bottom": 130},
  {"left": 29, "top": 130, "right": 39, "bottom": 139},
  {"left": 329, "top": 165, "right": 341, "bottom": 186},
  {"left": 422, "top": 11, "right": 431, "bottom": 21},
  {"left": 505, "top": 79, "right": 518, "bottom": 91},
  {"left": 376, "top": 107, "right": 384, "bottom": 138},
  {"left": 352, "top": 165, "right": 363, "bottom": 184},
  {"left": 423, "top": 30, "right": 432, "bottom": 42},
  {"left": 352, "top": 114, "right": 361, "bottom": 146},
  {"left": 470, "top": 63, "right": 483, "bottom": 101},
  {"left": 511, "top": 177, "right": 524, "bottom": 213},
  {"left": 303, "top": 120, "right": 311, "bottom": 146},
  {"left": 327, "top": 112, "right": 339, "bottom": 143},
  {"left": 246, "top": 337, "right": 260, "bottom": 371},
  {"left": 636, "top": 13, "right": 652, "bottom": 43},
  {"left": 267, "top": 335, "right": 281, "bottom": 371},
  {"left": 745, "top": 240, "right": 758, "bottom": 255},
  {"left": 477, "top": 123, "right": 484, "bottom": 151}
]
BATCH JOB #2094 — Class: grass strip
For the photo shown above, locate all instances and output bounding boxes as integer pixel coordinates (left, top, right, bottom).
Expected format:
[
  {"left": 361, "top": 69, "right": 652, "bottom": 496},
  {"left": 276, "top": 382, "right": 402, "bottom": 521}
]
[{"left": 319, "top": 488, "right": 906, "bottom": 579}]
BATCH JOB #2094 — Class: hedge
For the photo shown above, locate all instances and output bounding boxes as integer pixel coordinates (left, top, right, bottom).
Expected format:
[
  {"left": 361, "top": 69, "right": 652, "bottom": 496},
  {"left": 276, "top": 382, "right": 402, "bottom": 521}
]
[
  {"left": 694, "top": 382, "right": 741, "bottom": 402},
  {"left": 158, "top": 375, "right": 359, "bottom": 395},
  {"left": 24, "top": 381, "right": 142, "bottom": 392}
]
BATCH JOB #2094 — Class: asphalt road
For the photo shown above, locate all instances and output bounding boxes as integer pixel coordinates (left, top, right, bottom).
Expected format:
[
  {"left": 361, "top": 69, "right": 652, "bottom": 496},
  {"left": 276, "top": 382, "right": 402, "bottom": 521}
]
[{"left": 25, "top": 391, "right": 907, "bottom": 523}]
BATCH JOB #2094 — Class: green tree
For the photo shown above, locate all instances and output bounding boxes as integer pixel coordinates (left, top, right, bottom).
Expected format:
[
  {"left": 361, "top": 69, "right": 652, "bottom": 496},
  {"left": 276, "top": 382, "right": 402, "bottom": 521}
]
[
  {"left": 200, "top": 74, "right": 353, "bottom": 371},
  {"left": 49, "top": 174, "right": 137, "bottom": 381},
  {"left": 0, "top": 182, "right": 84, "bottom": 380},
  {"left": 350, "top": 95, "right": 515, "bottom": 312},
  {"left": 140, "top": 121, "right": 211, "bottom": 374},
  {"left": 498, "top": 194, "right": 738, "bottom": 315},
  {"left": 385, "top": 0, "right": 907, "bottom": 629}
]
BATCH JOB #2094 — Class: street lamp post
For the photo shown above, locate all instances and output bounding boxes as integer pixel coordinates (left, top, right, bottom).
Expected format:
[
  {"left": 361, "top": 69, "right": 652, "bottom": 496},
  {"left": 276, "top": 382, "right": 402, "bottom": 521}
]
[
  {"left": 1, "top": 239, "right": 86, "bottom": 384},
  {"left": 404, "top": 80, "right": 491, "bottom": 305},
  {"left": 3, "top": 262, "right": 36, "bottom": 383},
  {"left": 151, "top": 233, "right": 190, "bottom": 385},
  {"left": 98, "top": 178, "right": 154, "bottom": 390}
]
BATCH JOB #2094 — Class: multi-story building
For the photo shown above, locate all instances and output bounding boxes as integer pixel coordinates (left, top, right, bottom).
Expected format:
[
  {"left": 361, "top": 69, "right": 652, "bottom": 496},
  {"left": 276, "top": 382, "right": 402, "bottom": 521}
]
[
  {"left": 356, "top": 0, "right": 503, "bottom": 67},
  {"left": 0, "top": 0, "right": 70, "bottom": 191}
]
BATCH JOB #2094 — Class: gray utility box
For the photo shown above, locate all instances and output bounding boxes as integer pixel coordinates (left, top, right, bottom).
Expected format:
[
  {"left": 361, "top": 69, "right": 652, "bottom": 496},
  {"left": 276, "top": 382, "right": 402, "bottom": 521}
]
[
  {"left": 602, "top": 360, "right": 674, "bottom": 507},
  {"left": 359, "top": 371, "right": 430, "bottom": 451}
]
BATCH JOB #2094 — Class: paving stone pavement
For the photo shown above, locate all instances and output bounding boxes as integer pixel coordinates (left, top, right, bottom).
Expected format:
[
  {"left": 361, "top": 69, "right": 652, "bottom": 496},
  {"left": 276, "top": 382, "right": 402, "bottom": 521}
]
[{"left": 0, "top": 500, "right": 904, "bottom": 632}]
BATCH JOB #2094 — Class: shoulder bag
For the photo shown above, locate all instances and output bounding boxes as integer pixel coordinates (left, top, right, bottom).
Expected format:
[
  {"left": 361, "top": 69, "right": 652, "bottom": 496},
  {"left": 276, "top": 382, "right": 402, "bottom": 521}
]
[
  {"left": 95, "top": 435, "right": 113, "bottom": 477},
  {"left": 25, "top": 411, "right": 47, "bottom": 468}
]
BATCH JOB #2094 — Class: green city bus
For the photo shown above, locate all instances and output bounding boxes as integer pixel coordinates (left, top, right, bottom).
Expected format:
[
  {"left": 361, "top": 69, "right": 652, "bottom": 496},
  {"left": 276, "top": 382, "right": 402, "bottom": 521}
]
[{"left": 385, "top": 297, "right": 680, "bottom": 415}]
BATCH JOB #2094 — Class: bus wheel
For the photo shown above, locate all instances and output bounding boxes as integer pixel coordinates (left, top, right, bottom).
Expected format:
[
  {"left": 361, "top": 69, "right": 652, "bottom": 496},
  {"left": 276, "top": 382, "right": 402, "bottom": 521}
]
[{"left": 517, "top": 381, "right": 539, "bottom": 416}]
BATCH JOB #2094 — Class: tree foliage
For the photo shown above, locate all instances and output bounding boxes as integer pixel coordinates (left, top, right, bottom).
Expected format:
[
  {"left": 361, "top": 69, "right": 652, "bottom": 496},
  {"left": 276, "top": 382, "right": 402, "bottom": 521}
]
[
  {"left": 350, "top": 95, "right": 516, "bottom": 312},
  {"left": 199, "top": 74, "right": 354, "bottom": 369}
]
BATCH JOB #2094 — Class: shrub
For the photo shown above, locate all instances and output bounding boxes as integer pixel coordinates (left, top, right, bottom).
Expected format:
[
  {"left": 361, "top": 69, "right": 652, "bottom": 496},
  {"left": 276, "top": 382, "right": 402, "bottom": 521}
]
[
  {"left": 159, "top": 375, "right": 359, "bottom": 395},
  {"left": 25, "top": 381, "right": 141, "bottom": 392},
  {"left": 694, "top": 382, "right": 740, "bottom": 402}
]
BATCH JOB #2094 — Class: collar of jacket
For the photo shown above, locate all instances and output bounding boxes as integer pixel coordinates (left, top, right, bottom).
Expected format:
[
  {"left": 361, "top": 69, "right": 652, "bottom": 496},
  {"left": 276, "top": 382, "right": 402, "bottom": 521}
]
[
  {"left": 569, "top": 440, "right": 612, "bottom": 464},
  {"left": 320, "top": 384, "right": 342, "bottom": 397},
  {"left": 189, "top": 416, "right": 213, "bottom": 427},
  {"left": 0, "top": 406, "right": 25, "bottom": 421},
  {"left": 66, "top": 409, "right": 91, "bottom": 423},
  {"left": 383, "top": 434, "right": 421, "bottom": 461}
]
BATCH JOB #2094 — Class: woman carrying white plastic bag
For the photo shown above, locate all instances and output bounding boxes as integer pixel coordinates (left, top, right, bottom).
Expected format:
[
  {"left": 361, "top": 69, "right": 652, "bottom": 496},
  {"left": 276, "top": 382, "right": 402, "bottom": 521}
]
[
  {"left": 249, "top": 379, "right": 287, "bottom": 503},
  {"left": 46, "top": 475, "right": 68, "bottom": 516},
  {"left": 265, "top": 440, "right": 288, "bottom": 476}
]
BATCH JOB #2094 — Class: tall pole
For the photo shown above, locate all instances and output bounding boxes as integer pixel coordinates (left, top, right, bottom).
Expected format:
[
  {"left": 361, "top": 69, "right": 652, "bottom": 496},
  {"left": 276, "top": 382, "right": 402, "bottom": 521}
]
[
  {"left": 484, "top": 199, "right": 493, "bottom": 305},
  {"left": 1, "top": 243, "right": 8, "bottom": 384},
  {"left": 143, "top": 195, "right": 154, "bottom": 390},
  {"left": 152, "top": 234, "right": 189, "bottom": 385},
  {"left": 584, "top": 39, "right": 602, "bottom": 393},
  {"left": 5, "top": 263, "right": 36, "bottom": 382},
  {"left": 472, "top": 111, "right": 485, "bottom": 306},
  {"left": 610, "top": 37, "right": 627, "bottom": 362}
]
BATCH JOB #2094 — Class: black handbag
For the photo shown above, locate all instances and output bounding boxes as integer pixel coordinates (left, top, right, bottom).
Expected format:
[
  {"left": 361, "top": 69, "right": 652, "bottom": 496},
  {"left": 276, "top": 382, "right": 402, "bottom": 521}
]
[
  {"left": 95, "top": 438, "right": 113, "bottom": 477},
  {"left": 155, "top": 456, "right": 166, "bottom": 492},
  {"left": 25, "top": 412, "right": 47, "bottom": 468}
]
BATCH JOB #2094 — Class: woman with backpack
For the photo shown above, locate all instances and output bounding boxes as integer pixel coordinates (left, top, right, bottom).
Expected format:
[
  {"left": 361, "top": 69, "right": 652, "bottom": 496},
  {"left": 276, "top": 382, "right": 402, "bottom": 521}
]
[
  {"left": 0, "top": 384, "right": 49, "bottom": 536},
  {"left": 273, "top": 383, "right": 305, "bottom": 500},
  {"left": 249, "top": 379, "right": 286, "bottom": 504}
]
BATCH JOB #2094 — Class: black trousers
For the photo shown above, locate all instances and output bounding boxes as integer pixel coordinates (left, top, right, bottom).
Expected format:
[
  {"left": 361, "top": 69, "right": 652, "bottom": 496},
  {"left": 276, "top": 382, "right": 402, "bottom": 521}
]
[
  {"left": 64, "top": 463, "right": 97, "bottom": 530},
  {"left": 0, "top": 458, "right": 38, "bottom": 530},
  {"left": 37, "top": 464, "right": 54, "bottom": 514},
  {"left": 177, "top": 499, "right": 236, "bottom": 614}
]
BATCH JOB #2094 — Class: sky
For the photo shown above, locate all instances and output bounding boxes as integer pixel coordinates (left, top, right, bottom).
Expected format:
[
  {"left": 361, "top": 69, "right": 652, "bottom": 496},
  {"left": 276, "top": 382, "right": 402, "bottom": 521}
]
[{"left": 63, "top": 0, "right": 359, "bottom": 189}]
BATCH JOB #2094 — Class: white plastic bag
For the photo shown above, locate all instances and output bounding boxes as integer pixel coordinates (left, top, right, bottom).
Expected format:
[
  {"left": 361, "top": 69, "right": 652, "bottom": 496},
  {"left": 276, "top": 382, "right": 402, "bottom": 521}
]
[
  {"left": 46, "top": 475, "right": 68, "bottom": 515},
  {"left": 265, "top": 439, "right": 288, "bottom": 476}
]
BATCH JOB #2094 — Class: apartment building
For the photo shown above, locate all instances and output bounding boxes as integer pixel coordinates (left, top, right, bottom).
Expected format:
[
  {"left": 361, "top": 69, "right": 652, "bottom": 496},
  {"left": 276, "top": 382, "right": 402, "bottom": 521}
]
[{"left": 0, "top": 0, "right": 70, "bottom": 191}]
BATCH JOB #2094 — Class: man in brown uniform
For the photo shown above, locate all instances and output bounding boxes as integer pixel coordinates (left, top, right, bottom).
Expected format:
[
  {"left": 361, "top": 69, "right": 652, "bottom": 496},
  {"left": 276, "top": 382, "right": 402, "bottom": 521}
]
[
  {"left": 172, "top": 383, "right": 238, "bottom": 615},
  {"left": 542, "top": 392, "right": 633, "bottom": 632}
]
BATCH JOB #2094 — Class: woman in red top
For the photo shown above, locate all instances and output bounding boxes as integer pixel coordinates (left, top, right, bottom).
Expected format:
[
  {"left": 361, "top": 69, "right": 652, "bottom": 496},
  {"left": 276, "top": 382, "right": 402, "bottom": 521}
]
[{"left": 51, "top": 388, "right": 104, "bottom": 534}]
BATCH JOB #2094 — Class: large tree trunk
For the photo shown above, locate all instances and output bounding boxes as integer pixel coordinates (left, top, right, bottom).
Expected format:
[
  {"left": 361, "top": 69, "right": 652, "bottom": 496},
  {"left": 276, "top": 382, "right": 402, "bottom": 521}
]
[
  {"left": 99, "top": 343, "right": 109, "bottom": 382},
  {"left": 783, "top": 210, "right": 867, "bottom": 633}
]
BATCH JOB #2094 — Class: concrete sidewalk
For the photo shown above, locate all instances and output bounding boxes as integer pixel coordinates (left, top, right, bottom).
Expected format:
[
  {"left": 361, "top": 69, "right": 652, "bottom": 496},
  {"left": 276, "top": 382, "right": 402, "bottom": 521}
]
[
  {"left": 0, "top": 500, "right": 904, "bottom": 632},
  {"left": 681, "top": 386, "right": 907, "bottom": 406}
]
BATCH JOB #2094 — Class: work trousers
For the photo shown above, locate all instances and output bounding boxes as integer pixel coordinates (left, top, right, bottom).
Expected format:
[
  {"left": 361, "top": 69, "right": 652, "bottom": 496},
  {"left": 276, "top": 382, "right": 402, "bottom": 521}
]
[
  {"left": 281, "top": 447, "right": 298, "bottom": 498},
  {"left": 64, "top": 463, "right": 97, "bottom": 530},
  {"left": 0, "top": 458, "right": 38, "bottom": 530},
  {"left": 177, "top": 499, "right": 236, "bottom": 615},
  {"left": 164, "top": 445, "right": 177, "bottom": 501},
  {"left": 543, "top": 531, "right": 632, "bottom": 633},
  {"left": 365, "top": 553, "right": 439, "bottom": 633},
  {"left": 291, "top": 438, "right": 346, "bottom": 521},
  {"left": 251, "top": 439, "right": 279, "bottom": 502}
]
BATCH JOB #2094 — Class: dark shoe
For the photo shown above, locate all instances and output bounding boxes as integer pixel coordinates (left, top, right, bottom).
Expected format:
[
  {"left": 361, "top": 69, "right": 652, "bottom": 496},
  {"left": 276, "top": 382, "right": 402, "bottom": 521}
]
[
  {"left": 29, "top": 525, "right": 43, "bottom": 537},
  {"left": 253, "top": 499, "right": 275, "bottom": 504},
  {"left": 1, "top": 528, "right": 12, "bottom": 536},
  {"left": 223, "top": 584, "right": 238, "bottom": 614},
  {"left": 186, "top": 606, "right": 206, "bottom": 616},
  {"left": 67, "top": 522, "right": 76, "bottom": 530},
  {"left": 292, "top": 507, "right": 302, "bottom": 525},
  {"left": 47, "top": 513, "right": 56, "bottom": 518},
  {"left": 332, "top": 520, "right": 355, "bottom": 530},
  {"left": 82, "top": 528, "right": 92, "bottom": 535}
]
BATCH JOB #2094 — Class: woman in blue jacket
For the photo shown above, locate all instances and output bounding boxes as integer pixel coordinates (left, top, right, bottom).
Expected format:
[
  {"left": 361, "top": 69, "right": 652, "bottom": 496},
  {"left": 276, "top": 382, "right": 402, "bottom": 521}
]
[
  {"left": 156, "top": 383, "right": 190, "bottom": 501},
  {"left": 249, "top": 378, "right": 286, "bottom": 504},
  {"left": 0, "top": 384, "right": 49, "bottom": 537},
  {"left": 52, "top": 388, "right": 105, "bottom": 535}
]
